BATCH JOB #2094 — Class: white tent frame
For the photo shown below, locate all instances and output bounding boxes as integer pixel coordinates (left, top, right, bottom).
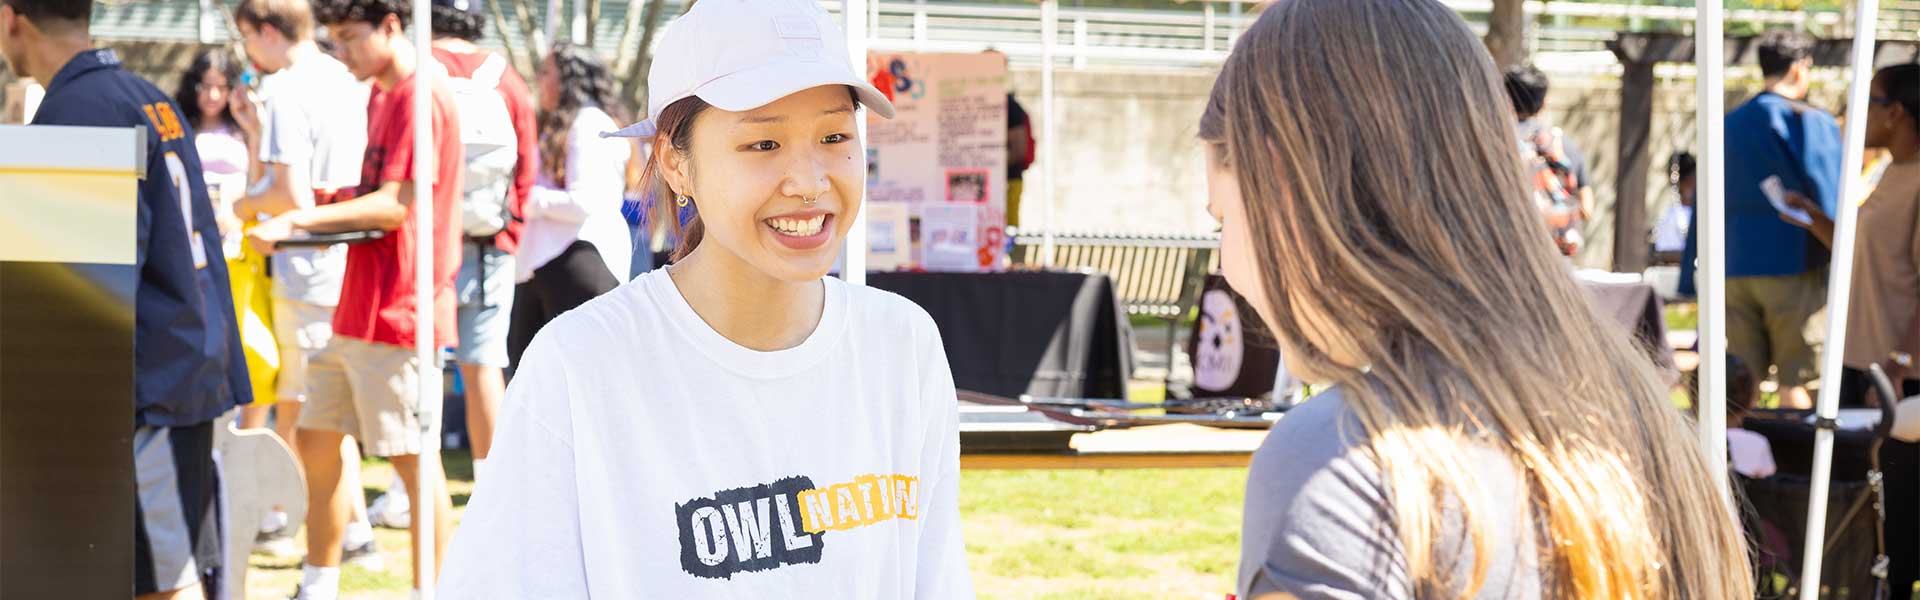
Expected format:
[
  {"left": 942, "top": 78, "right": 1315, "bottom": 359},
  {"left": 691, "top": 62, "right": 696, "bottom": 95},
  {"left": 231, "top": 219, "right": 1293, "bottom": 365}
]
[
  {"left": 1793, "top": 0, "right": 1881, "bottom": 594},
  {"left": 1695, "top": 0, "right": 1882, "bottom": 596},
  {"left": 411, "top": 0, "right": 443, "bottom": 595}
]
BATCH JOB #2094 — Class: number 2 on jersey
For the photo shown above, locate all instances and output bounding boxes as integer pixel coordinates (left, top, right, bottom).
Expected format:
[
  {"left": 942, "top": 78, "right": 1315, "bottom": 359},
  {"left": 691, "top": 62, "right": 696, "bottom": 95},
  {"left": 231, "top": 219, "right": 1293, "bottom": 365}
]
[{"left": 163, "top": 151, "right": 208, "bottom": 270}]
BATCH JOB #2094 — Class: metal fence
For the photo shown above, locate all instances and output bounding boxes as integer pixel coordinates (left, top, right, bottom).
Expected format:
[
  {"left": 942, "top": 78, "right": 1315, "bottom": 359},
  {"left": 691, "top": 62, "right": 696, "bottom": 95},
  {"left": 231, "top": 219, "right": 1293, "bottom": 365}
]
[{"left": 93, "top": 0, "right": 1920, "bottom": 73}]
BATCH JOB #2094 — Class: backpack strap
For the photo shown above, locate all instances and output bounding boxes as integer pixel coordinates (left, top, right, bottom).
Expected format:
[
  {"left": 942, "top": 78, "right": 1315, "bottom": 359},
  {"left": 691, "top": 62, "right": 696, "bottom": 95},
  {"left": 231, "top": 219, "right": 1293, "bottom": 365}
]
[{"left": 471, "top": 53, "right": 508, "bottom": 89}]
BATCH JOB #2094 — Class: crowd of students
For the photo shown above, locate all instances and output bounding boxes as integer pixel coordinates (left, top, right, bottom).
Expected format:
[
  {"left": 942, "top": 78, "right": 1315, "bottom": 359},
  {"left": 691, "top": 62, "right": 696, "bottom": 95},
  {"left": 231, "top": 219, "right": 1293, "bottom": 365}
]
[{"left": 2, "top": 0, "right": 641, "bottom": 595}]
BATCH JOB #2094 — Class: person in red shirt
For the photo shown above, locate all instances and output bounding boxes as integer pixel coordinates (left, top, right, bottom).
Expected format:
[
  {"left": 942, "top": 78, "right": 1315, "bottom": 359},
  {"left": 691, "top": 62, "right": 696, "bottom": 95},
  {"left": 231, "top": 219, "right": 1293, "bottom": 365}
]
[
  {"left": 427, "top": 0, "right": 533, "bottom": 485},
  {"left": 245, "top": 0, "right": 461, "bottom": 596}
]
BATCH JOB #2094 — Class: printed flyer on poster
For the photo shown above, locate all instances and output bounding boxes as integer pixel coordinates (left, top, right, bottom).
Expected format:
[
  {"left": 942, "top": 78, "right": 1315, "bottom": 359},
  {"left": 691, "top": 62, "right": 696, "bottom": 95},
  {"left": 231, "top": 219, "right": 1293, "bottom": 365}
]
[
  {"left": 920, "top": 204, "right": 980, "bottom": 272},
  {"left": 865, "top": 202, "right": 912, "bottom": 271},
  {"left": 864, "top": 51, "right": 1008, "bottom": 271}
]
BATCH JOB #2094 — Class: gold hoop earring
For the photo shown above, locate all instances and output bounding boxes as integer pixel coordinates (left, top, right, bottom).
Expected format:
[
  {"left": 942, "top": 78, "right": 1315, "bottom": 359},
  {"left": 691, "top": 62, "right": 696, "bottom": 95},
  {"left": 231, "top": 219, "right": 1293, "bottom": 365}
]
[{"left": 676, "top": 195, "right": 691, "bottom": 208}]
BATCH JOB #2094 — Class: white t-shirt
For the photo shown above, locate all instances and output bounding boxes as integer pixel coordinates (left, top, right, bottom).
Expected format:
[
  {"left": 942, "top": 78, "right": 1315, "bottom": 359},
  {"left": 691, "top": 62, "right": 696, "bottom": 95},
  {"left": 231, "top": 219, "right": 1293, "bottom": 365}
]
[
  {"left": 1652, "top": 202, "right": 1692, "bottom": 253},
  {"left": 519, "top": 104, "right": 633, "bottom": 283},
  {"left": 256, "top": 52, "right": 368, "bottom": 306},
  {"left": 439, "top": 269, "right": 975, "bottom": 598},
  {"left": 1728, "top": 427, "right": 1777, "bottom": 479}
]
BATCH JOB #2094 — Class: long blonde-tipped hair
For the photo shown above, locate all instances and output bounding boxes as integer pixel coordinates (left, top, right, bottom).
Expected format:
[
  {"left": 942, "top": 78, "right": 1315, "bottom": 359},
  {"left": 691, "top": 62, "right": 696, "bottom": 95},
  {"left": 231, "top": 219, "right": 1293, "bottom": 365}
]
[{"left": 1198, "top": 0, "right": 1751, "bottom": 596}]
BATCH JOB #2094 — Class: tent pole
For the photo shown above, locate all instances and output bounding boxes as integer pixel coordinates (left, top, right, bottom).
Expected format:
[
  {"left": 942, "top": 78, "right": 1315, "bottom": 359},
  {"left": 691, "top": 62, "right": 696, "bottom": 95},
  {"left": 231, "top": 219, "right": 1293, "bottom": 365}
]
[
  {"left": 1039, "top": 0, "right": 1058, "bottom": 266},
  {"left": 1801, "top": 1, "right": 1881, "bottom": 595},
  {"left": 846, "top": 0, "right": 869, "bottom": 286},
  {"left": 1695, "top": 0, "right": 1729, "bottom": 501},
  {"left": 410, "top": 0, "right": 442, "bottom": 594}
]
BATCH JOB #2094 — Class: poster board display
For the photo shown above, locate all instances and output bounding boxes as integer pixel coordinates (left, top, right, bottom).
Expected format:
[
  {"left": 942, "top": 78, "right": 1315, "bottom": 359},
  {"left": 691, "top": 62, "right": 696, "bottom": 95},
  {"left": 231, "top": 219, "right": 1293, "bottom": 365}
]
[
  {"left": 865, "top": 52, "right": 1008, "bottom": 272},
  {"left": 0, "top": 124, "right": 139, "bottom": 599}
]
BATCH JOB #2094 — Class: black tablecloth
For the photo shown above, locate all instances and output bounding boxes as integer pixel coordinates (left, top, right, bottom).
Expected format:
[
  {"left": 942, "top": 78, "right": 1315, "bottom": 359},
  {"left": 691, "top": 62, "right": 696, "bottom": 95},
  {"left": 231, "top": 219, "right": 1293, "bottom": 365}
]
[
  {"left": 1577, "top": 278, "right": 1672, "bottom": 368},
  {"left": 1742, "top": 410, "right": 1917, "bottom": 594},
  {"left": 869, "top": 271, "right": 1133, "bottom": 399}
]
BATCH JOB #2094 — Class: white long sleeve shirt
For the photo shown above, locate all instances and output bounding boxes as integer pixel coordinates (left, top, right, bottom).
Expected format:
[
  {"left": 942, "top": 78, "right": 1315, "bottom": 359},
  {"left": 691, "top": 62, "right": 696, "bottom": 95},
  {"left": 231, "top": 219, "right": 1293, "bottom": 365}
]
[
  {"left": 438, "top": 270, "right": 975, "bottom": 598},
  {"left": 519, "top": 105, "right": 633, "bottom": 283}
]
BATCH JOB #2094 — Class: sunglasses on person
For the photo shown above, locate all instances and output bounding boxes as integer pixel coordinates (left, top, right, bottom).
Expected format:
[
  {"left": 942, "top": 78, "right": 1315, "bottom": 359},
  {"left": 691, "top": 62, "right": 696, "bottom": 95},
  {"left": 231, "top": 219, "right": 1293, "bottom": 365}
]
[{"left": 1870, "top": 95, "right": 1897, "bottom": 107}]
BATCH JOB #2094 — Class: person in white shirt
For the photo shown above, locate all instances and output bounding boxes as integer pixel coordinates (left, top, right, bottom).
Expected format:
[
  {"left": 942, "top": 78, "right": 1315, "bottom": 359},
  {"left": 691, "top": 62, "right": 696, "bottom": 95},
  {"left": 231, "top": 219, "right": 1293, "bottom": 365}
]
[
  {"left": 502, "top": 42, "right": 633, "bottom": 367},
  {"left": 227, "top": 0, "right": 382, "bottom": 573},
  {"left": 1652, "top": 152, "right": 1695, "bottom": 255},
  {"left": 176, "top": 50, "right": 248, "bottom": 195},
  {"left": 438, "top": 1, "right": 973, "bottom": 597},
  {"left": 1721, "top": 354, "right": 1778, "bottom": 479}
]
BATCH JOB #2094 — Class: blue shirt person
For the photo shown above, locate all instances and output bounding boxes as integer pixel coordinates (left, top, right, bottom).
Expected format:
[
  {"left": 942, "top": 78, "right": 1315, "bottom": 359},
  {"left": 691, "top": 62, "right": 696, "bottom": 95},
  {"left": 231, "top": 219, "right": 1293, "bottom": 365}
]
[
  {"left": 1678, "top": 29, "right": 1843, "bottom": 409},
  {"left": 1679, "top": 92, "right": 1843, "bottom": 293},
  {"left": 31, "top": 48, "right": 251, "bottom": 426}
]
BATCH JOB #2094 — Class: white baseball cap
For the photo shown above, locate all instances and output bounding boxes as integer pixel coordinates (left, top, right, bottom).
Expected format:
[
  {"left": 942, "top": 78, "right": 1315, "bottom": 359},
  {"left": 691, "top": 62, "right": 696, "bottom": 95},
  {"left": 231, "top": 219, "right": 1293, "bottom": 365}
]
[{"left": 602, "top": 0, "right": 895, "bottom": 139}]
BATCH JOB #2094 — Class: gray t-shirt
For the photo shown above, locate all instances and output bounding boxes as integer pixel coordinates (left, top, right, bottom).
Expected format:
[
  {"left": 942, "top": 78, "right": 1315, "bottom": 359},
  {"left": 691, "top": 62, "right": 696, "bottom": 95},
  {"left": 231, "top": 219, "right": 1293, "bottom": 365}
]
[
  {"left": 1238, "top": 388, "right": 1543, "bottom": 599},
  {"left": 257, "top": 53, "right": 367, "bottom": 306}
]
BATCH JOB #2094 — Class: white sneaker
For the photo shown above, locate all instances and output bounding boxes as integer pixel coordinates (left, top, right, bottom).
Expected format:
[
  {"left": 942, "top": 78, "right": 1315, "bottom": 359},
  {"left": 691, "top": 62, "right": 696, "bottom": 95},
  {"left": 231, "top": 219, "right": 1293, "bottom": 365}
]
[
  {"left": 341, "top": 537, "right": 384, "bottom": 570},
  {"left": 253, "top": 513, "right": 299, "bottom": 558},
  {"left": 253, "top": 533, "right": 299, "bottom": 558},
  {"left": 367, "top": 491, "right": 411, "bottom": 530}
]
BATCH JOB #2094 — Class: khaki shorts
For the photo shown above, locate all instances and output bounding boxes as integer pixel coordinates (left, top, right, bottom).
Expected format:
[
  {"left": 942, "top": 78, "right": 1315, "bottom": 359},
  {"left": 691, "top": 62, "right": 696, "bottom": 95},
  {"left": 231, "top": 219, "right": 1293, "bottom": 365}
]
[
  {"left": 299, "top": 335, "right": 428, "bottom": 457},
  {"left": 1725, "top": 269, "right": 1829, "bottom": 388},
  {"left": 271, "top": 299, "right": 335, "bottom": 402}
]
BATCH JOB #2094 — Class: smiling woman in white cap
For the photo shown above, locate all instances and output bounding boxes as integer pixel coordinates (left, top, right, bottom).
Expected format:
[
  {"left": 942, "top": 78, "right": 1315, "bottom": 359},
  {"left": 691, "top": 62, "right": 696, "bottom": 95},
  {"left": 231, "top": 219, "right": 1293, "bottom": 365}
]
[{"left": 436, "top": 1, "right": 974, "bottom": 597}]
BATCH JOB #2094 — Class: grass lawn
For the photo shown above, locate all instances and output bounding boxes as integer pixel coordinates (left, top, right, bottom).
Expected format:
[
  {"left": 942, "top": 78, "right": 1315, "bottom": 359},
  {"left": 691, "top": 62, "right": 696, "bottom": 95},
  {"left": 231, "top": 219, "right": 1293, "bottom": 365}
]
[
  {"left": 1664, "top": 301, "right": 1698, "bottom": 334},
  {"left": 245, "top": 451, "right": 1248, "bottom": 599}
]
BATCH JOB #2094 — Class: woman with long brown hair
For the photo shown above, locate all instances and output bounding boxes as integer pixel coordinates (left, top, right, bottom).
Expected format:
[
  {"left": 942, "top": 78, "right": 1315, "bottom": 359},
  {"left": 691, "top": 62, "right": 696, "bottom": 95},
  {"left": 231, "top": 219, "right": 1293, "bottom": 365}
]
[
  {"left": 505, "top": 41, "right": 634, "bottom": 367},
  {"left": 1200, "top": 1, "right": 1751, "bottom": 597}
]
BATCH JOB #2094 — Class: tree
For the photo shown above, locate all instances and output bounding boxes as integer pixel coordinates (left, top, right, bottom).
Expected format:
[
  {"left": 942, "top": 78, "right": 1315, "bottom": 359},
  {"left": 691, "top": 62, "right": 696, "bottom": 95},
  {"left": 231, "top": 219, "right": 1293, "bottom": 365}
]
[
  {"left": 511, "top": 0, "right": 549, "bottom": 63},
  {"left": 586, "top": 0, "right": 602, "bottom": 46},
  {"left": 615, "top": 0, "right": 675, "bottom": 115},
  {"left": 1484, "top": 0, "right": 1526, "bottom": 69},
  {"left": 488, "top": 0, "right": 532, "bottom": 75}
]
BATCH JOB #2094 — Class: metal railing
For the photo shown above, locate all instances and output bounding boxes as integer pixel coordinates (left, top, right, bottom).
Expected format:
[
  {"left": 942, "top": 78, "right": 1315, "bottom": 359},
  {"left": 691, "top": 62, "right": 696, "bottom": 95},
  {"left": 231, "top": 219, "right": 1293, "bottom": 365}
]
[{"left": 90, "top": 0, "right": 1920, "bottom": 72}]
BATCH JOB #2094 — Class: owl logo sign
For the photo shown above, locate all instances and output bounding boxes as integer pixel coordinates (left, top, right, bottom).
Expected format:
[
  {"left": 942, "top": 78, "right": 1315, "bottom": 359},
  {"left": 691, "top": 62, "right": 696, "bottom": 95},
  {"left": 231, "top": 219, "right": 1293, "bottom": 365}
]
[{"left": 1194, "top": 290, "right": 1245, "bottom": 392}]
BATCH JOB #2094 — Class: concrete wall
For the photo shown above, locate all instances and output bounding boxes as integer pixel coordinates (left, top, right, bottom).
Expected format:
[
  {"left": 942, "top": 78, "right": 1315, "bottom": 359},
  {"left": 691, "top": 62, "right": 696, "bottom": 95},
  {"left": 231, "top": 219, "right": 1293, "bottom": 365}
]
[
  {"left": 1009, "top": 67, "right": 1218, "bottom": 236},
  {"left": 10, "top": 43, "right": 1857, "bottom": 273},
  {"left": 1011, "top": 64, "right": 1859, "bottom": 270}
]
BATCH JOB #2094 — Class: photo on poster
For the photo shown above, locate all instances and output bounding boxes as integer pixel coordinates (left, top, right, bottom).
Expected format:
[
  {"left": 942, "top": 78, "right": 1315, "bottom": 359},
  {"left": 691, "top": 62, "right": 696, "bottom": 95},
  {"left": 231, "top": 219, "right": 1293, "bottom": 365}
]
[
  {"left": 866, "top": 202, "right": 912, "bottom": 271},
  {"left": 921, "top": 203, "right": 981, "bottom": 272},
  {"left": 945, "top": 168, "right": 989, "bottom": 204}
]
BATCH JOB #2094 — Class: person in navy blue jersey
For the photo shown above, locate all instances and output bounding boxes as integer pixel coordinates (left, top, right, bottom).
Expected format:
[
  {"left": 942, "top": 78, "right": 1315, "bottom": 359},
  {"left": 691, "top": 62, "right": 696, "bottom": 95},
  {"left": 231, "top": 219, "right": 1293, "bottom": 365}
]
[{"left": 1, "top": 0, "right": 250, "bottom": 597}]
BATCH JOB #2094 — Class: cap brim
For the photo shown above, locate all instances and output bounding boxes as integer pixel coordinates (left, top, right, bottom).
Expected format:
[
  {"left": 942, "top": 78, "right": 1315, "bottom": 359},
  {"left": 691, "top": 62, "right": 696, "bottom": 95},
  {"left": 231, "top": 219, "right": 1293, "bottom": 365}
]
[
  {"left": 600, "top": 120, "right": 658, "bottom": 139},
  {"left": 694, "top": 59, "right": 896, "bottom": 120}
]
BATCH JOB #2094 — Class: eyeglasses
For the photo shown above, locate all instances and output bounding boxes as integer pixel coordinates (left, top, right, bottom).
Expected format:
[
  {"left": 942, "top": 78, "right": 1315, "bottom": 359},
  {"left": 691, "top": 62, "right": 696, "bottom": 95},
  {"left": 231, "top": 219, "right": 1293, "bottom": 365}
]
[{"left": 1870, "top": 96, "right": 1896, "bottom": 107}]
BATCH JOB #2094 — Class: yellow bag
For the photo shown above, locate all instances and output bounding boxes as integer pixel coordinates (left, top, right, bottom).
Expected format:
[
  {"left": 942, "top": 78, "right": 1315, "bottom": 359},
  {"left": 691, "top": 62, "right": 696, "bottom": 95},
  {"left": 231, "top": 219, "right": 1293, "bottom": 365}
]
[{"left": 227, "top": 228, "right": 280, "bottom": 406}]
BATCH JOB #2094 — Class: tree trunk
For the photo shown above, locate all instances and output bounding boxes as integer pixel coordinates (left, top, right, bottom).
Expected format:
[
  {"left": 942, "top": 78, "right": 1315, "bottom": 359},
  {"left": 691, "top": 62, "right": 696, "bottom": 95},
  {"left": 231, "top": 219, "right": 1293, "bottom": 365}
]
[
  {"left": 618, "top": 0, "right": 669, "bottom": 115},
  {"left": 586, "top": 0, "right": 601, "bottom": 46},
  {"left": 488, "top": 0, "right": 531, "bottom": 76},
  {"left": 612, "top": 0, "right": 649, "bottom": 75},
  {"left": 512, "top": 0, "right": 549, "bottom": 60},
  {"left": 1484, "top": 0, "right": 1527, "bottom": 69}
]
